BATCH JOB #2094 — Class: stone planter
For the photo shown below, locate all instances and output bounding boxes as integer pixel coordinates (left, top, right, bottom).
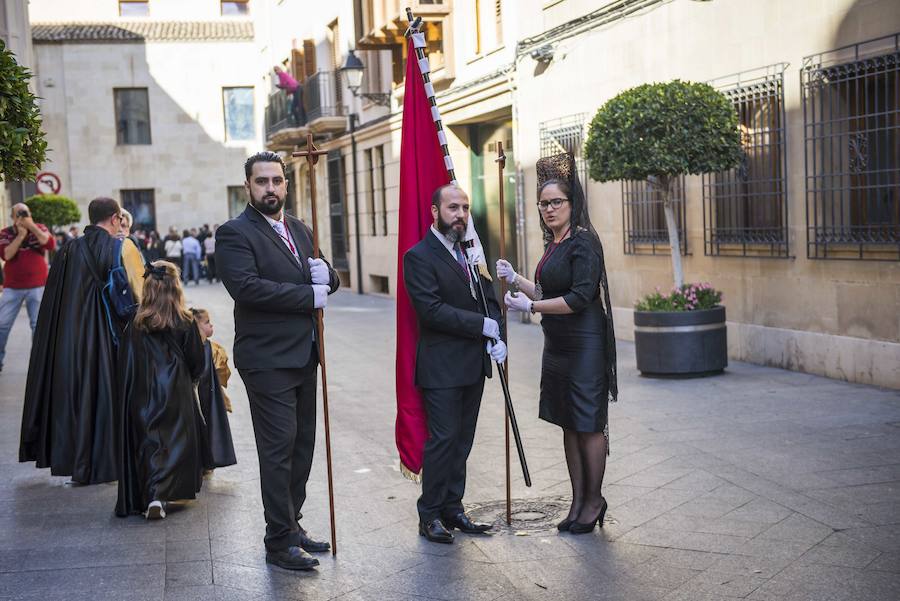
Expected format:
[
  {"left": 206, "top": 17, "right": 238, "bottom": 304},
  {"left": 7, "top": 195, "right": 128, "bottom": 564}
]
[{"left": 634, "top": 306, "right": 727, "bottom": 377}]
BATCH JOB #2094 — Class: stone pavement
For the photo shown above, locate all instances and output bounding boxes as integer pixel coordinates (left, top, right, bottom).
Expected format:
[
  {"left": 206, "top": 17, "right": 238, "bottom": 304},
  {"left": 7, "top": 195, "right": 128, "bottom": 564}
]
[{"left": 1, "top": 284, "right": 899, "bottom": 601}]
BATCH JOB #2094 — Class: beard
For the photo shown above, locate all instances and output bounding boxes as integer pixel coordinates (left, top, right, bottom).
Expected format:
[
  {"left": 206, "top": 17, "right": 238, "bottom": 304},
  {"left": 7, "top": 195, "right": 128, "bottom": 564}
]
[
  {"left": 250, "top": 190, "right": 286, "bottom": 216},
  {"left": 437, "top": 214, "right": 466, "bottom": 244}
]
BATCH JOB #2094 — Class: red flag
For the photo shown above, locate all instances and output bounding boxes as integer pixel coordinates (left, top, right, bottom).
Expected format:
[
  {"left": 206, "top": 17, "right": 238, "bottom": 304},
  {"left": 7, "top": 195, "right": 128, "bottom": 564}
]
[{"left": 395, "top": 37, "right": 449, "bottom": 479}]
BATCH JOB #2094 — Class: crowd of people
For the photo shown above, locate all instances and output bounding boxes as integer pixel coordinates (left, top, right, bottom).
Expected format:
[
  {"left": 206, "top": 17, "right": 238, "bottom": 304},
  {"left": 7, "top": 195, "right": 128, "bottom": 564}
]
[
  {"left": 8, "top": 149, "right": 615, "bottom": 575},
  {"left": 48, "top": 220, "right": 222, "bottom": 286}
]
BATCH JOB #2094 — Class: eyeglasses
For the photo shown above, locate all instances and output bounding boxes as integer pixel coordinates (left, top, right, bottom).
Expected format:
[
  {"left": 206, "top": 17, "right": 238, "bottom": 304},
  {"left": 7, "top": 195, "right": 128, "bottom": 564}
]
[{"left": 536, "top": 198, "right": 569, "bottom": 211}]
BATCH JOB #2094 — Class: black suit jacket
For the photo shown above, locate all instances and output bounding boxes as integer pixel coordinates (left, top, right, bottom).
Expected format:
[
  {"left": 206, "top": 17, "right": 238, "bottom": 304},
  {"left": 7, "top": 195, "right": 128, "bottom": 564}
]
[
  {"left": 216, "top": 205, "right": 339, "bottom": 370},
  {"left": 403, "top": 229, "right": 504, "bottom": 389}
]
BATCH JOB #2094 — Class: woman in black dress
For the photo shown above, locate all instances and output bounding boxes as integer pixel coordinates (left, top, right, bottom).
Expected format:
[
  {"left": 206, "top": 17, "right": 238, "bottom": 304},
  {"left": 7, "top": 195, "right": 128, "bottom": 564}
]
[{"left": 498, "top": 152, "right": 617, "bottom": 534}]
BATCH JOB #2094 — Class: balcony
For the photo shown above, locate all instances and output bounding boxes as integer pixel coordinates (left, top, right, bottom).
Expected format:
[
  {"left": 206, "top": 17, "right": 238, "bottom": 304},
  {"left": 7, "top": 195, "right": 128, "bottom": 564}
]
[
  {"left": 304, "top": 70, "right": 346, "bottom": 134},
  {"left": 357, "top": 0, "right": 450, "bottom": 48},
  {"left": 265, "top": 90, "right": 309, "bottom": 151}
]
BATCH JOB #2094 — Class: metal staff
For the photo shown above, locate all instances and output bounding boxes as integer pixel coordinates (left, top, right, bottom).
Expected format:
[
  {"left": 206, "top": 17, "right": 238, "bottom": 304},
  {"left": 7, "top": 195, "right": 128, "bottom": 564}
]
[
  {"left": 462, "top": 240, "right": 532, "bottom": 488},
  {"left": 292, "top": 132, "right": 337, "bottom": 556},
  {"left": 496, "top": 141, "right": 512, "bottom": 524}
]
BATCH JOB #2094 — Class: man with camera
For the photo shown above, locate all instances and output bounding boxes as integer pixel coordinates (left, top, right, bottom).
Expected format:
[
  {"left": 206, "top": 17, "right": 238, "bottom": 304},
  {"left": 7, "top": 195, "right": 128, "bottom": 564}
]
[{"left": 0, "top": 203, "right": 55, "bottom": 373}]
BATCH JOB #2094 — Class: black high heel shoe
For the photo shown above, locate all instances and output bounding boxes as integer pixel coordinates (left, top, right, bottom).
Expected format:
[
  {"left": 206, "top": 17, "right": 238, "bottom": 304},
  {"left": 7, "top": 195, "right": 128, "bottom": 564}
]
[
  {"left": 568, "top": 498, "right": 607, "bottom": 535},
  {"left": 556, "top": 517, "right": 575, "bottom": 532}
]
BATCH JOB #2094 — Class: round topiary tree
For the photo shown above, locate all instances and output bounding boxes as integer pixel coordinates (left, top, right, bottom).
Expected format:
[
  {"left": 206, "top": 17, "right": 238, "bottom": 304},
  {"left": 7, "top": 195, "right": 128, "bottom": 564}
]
[
  {"left": 584, "top": 80, "right": 742, "bottom": 288},
  {"left": 25, "top": 194, "right": 81, "bottom": 228},
  {"left": 0, "top": 41, "right": 48, "bottom": 182}
]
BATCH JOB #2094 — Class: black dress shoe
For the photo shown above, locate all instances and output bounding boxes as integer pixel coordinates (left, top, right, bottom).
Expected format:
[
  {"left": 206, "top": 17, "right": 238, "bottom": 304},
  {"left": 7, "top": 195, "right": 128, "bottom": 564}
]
[
  {"left": 298, "top": 527, "right": 331, "bottom": 553},
  {"left": 443, "top": 512, "right": 492, "bottom": 534},
  {"left": 419, "top": 518, "right": 453, "bottom": 543},
  {"left": 265, "top": 545, "right": 320, "bottom": 571}
]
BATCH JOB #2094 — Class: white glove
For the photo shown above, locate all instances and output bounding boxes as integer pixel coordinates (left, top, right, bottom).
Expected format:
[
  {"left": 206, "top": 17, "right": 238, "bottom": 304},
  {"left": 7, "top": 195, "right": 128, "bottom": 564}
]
[
  {"left": 495, "top": 259, "right": 518, "bottom": 285},
  {"left": 308, "top": 257, "right": 330, "bottom": 285},
  {"left": 482, "top": 317, "right": 500, "bottom": 340},
  {"left": 312, "top": 284, "right": 330, "bottom": 309},
  {"left": 486, "top": 339, "right": 507, "bottom": 363},
  {"left": 505, "top": 291, "right": 532, "bottom": 314}
]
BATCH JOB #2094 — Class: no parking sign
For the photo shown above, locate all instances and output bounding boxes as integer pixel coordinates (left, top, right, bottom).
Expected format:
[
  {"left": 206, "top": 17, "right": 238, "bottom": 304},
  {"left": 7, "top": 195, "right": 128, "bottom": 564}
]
[{"left": 35, "top": 172, "right": 61, "bottom": 195}]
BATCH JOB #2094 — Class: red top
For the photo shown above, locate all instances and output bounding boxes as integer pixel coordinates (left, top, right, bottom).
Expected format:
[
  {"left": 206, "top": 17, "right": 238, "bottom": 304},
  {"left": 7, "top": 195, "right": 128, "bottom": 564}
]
[{"left": 0, "top": 224, "right": 56, "bottom": 289}]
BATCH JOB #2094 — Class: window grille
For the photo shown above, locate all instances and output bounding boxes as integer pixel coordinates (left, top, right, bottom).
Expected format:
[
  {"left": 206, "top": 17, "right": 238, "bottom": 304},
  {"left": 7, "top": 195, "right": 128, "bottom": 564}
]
[
  {"left": 622, "top": 177, "right": 687, "bottom": 256},
  {"left": 703, "top": 64, "right": 789, "bottom": 257},
  {"left": 802, "top": 33, "right": 900, "bottom": 260},
  {"left": 538, "top": 113, "right": 588, "bottom": 198}
]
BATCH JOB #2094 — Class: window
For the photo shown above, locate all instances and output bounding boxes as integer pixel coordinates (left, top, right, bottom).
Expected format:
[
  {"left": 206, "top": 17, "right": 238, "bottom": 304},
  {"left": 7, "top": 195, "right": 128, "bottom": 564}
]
[
  {"left": 539, "top": 114, "right": 588, "bottom": 198},
  {"left": 375, "top": 145, "right": 387, "bottom": 235},
  {"left": 702, "top": 64, "right": 789, "bottom": 257},
  {"left": 622, "top": 177, "right": 687, "bottom": 256},
  {"left": 802, "top": 33, "right": 900, "bottom": 260},
  {"left": 223, "top": 87, "right": 255, "bottom": 141},
  {"left": 114, "top": 88, "right": 151, "bottom": 145},
  {"left": 119, "top": 1, "right": 149, "bottom": 17},
  {"left": 121, "top": 189, "right": 155, "bottom": 232},
  {"left": 227, "top": 186, "right": 248, "bottom": 218},
  {"left": 327, "top": 151, "right": 349, "bottom": 269},
  {"left": 221, "top": 0, "right": 249, "bottom": 16},
  {"left": 473, "top": 0, "right": 501, "bottom": 54},
  {"left": 365, "top": 148, "right": 376, "bottom": 235}
]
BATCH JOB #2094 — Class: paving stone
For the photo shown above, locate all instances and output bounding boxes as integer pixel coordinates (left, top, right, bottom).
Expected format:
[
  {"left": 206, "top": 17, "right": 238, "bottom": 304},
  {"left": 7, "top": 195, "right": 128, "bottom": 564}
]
[{"left": 2, "top": 287, "right": 899, "bottom": 601}]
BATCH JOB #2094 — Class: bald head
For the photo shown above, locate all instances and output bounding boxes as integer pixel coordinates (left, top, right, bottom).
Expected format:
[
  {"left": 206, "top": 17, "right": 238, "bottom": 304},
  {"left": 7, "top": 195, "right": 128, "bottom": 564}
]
[
  {"left": 431, "top": 184, "right": 467, "bottom": 209},
  {"left": 11, "top": 203, "right": 29, "bottom": 219}
]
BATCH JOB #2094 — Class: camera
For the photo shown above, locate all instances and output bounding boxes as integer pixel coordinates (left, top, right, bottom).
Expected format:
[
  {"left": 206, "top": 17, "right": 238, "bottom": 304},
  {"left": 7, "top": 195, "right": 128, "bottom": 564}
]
[{"left": 16, "top": 210, "right": 28, "bottom": 218}]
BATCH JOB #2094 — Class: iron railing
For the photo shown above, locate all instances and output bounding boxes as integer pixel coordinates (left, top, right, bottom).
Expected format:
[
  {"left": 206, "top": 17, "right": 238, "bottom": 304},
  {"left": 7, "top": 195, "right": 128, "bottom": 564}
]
[
  {"left": 264, "top": 90, "right": 305, "bottom": 140},
  {"left": 703, "top": 64, "right": 790, "bottom": 258},
  {"left": 304, "top": 70, "right": 343, "bottom": 122},
  {"left": 802, "top": 33, "right": 900, "bottom": 260},
  {"left": 622, "top": 177, "right": 687, "bottom": 256}
]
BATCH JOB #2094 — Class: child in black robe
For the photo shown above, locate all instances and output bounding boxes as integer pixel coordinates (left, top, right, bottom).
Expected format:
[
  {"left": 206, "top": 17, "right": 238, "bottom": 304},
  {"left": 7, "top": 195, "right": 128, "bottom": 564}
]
[
  {"left": 191, "top": 307, "right": 237, "bottom": 471},
  {"left": 116, "top": 261, "right": 205, "bottom": 519}
]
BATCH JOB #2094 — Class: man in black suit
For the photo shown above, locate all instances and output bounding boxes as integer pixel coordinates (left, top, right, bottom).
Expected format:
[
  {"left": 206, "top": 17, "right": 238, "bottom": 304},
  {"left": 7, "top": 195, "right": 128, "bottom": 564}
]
[
  {"left": 216, "top": 151, "right": 340, "bottom": 571},
  {"left": 403, "top": 184, "right": 507, "bottom": 544}
]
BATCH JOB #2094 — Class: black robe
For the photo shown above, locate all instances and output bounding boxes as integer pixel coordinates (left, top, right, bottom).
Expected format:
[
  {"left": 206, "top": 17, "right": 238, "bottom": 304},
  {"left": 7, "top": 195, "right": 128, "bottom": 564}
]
[
  {"left": 197, "top": 340, "right": 237, "bottom": 469},
  {"left": 19, "top": 225, "right": 123, "bottom": 484},
  {"left": 116, "top": 320, "right": 206, "bottom": 517}
]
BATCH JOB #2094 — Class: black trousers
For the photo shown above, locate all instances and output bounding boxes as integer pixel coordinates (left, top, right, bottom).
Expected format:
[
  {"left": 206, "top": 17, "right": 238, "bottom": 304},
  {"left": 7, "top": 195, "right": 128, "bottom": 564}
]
[
  {"left": 239, "top": 347, "right": 318, "bottom": 551},
  {"left": 206, "top": 254, "right": 216, "bottom": 282},
  {"left": 417, "top": 379, "right": 485, "bottom": 523}
]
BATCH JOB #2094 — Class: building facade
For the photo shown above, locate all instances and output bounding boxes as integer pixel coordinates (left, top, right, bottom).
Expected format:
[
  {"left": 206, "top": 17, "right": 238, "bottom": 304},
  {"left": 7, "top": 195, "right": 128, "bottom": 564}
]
[
  {"left": 264, "top": 0, "right": 899, "bottom": 389},
  {"left": 29, "top": 0, "right": 264, "bottom": 234},
  {"left": 1, "top": 0, "right": 36, "bottom": 225}
]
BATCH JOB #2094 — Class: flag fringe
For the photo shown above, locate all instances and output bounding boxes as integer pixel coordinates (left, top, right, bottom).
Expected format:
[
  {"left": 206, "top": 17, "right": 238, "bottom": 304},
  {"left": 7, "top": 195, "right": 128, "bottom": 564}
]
[{"left": 400, "top": 461, "right": 422, "bottom": 483}]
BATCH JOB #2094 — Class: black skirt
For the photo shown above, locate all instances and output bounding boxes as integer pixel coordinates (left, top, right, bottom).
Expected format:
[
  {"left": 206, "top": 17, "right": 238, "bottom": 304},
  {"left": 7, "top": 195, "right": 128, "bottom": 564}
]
[{"left": 535, "top": 232, "right": 611, "bottom": 433}]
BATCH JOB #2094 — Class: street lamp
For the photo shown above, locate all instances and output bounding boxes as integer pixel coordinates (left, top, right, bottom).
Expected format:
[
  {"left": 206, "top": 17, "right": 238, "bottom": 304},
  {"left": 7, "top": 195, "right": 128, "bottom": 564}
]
[{"left": 340, "top": 49, "right": 391, "bottom": 107}]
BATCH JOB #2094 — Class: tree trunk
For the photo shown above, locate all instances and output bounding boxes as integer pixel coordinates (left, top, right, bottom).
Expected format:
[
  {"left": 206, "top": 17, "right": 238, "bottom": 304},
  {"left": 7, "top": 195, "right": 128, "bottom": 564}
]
[{"left": 655, "top": 175, "right": 683, "bottom": 289}]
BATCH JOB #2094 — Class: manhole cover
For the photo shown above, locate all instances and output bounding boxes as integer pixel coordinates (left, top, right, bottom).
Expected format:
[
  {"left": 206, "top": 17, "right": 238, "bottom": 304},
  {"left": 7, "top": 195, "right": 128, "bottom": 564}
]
[{"left": 465, "top": 495, "right": 613, "bottom": 534}]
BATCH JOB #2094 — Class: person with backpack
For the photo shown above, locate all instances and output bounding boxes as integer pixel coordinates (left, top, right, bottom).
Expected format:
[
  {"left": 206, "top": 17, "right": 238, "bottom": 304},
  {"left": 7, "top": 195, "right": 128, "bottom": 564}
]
[{"left": 19, "top": 197, "right": 144, "bottom": 485}]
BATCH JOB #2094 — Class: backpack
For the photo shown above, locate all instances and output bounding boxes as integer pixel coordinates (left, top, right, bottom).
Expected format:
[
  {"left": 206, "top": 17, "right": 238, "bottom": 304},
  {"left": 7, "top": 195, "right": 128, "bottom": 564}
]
[
  {"left": 105, "top": 237, "right": 139, "bottom": 321},
  {"left": 77, "top": 237, "right": 139, "bottom": 346}
]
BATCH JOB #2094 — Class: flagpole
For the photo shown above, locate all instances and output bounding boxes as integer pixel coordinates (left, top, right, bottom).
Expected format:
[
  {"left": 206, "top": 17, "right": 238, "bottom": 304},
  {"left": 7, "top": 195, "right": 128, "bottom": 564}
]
[
  {"left": 292, "top": 133, "right": 337, "bottom": 556},
  {"left": 496, "top": 141, "right": 512, "bottom": 525}
]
